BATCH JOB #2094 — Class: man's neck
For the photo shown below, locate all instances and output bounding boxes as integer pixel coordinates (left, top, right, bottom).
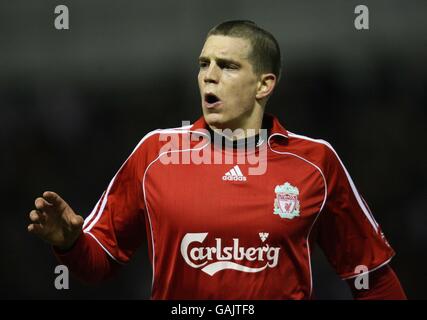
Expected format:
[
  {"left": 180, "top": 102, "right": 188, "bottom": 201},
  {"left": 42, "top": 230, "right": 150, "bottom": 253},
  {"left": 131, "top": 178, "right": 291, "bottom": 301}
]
[
  {"left": 208, "top": 113, "right": 264, "bottom": 141},
  {"left": 209, "top": 126, "right": 261, "bottom": 141},
  {"left": 206, "top": 125, "right": 266, "bottom": 150}
]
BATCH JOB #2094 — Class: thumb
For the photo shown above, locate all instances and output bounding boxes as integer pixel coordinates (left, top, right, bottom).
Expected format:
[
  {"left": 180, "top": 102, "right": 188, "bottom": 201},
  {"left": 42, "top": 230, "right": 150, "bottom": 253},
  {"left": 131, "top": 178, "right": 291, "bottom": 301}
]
[{"left": 43, "top": 191, "right": 67, "bottom": 211}]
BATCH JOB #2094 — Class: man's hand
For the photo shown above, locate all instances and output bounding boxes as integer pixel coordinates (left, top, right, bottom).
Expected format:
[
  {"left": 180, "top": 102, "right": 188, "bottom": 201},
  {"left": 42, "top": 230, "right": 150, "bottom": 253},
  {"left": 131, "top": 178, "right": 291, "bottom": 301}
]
[{"left": 28, "top": 191, "right": 84, "bottom": 251}]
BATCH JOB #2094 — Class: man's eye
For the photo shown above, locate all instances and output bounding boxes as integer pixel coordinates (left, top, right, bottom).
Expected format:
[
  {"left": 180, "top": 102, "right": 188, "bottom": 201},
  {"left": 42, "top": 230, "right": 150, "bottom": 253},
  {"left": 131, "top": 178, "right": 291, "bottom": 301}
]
[
  {"left": 222, "top": 64, "right": 238, "bottom": 70},
  {"left": 199, "top": 62, "right": 208, "bottom": 68}
]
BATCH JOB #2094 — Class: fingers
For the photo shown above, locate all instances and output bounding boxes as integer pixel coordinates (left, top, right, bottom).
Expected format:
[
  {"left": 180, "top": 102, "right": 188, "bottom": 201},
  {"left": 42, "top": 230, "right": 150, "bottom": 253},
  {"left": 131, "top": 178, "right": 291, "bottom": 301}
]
[
  {"left": 27, "top": 223, "right": 44, "bottom": 235},
  {"left": 42, "top": 191, "right": 65, "bottom": 208},
  {"left": 29, "top": 209, "right": 46, "bottom": 224},
  {"left": 33, "top": 191, "right": 68, "bottom": 215},
  {"left": 30, "top": 210, "right": 40, "bottom": 223},
  {"left": 34, "top": 197, "right": 53, "bottom": 212},
  {"left": 29, "top": 210, "right": 39, "bottom": 222}
]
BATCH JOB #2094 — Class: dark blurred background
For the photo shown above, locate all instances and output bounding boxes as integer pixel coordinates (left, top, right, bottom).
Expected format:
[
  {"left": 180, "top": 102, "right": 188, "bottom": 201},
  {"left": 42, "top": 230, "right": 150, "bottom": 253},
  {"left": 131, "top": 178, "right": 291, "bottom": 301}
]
[{"left": 1, "top": 0, "right": 426, "bottom": 299}]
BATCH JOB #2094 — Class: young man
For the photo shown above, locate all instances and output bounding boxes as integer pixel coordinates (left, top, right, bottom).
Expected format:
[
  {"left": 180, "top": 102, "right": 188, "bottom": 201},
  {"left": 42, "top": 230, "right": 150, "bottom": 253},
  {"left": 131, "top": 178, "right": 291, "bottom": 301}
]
[{"left": 28, "top": 21, "right": 406, "bottom": 299}]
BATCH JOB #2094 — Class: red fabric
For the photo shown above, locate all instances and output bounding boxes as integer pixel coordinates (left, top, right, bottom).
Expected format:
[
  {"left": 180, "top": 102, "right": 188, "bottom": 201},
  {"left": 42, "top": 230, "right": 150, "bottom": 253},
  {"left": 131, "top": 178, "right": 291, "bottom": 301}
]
[
  {"left": 53, "top": 232, "right": 119, "bottom": 283},
  {"left": 312, "top": 139, "right": 395, "bottom": 279},
  {"left": 55, "top": 114, "right": 396, "bottom": 299},
  {"left": 347, "top": 265, "right": 407, "bottom": 300}
]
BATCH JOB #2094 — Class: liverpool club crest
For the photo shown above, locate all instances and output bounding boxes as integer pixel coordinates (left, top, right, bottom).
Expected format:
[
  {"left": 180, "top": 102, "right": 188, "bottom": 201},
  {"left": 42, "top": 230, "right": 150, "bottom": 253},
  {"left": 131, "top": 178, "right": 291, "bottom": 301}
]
[{"left": 273, "top": 182, "right": 300, "bottom": 219}]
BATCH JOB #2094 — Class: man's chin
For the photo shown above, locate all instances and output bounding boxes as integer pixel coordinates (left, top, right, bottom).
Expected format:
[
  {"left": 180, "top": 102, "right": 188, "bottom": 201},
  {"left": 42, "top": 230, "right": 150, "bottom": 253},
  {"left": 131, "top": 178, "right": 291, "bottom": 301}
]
[{"left": 203, "top": 112, "right": 226, "bottom": 128}]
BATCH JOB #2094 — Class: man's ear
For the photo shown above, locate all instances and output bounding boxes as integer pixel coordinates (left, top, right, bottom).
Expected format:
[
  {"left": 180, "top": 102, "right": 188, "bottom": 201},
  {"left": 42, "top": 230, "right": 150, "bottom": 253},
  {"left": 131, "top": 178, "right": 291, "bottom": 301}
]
[{"left": 256, "top": 73, "right": 277, "bottom": 100}]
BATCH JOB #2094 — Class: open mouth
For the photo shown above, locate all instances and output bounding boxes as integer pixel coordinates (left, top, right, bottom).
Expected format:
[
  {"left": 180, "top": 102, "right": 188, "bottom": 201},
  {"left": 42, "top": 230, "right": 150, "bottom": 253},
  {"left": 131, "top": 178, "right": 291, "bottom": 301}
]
[{"left": 204, "top": 93, "right": 221, "bottom": 106}]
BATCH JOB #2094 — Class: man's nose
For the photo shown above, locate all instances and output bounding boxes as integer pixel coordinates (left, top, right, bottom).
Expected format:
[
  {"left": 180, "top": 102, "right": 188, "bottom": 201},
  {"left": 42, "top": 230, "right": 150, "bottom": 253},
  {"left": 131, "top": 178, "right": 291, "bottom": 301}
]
[{"left": 204, "top": 64, "right": 220, "bottom": 84}]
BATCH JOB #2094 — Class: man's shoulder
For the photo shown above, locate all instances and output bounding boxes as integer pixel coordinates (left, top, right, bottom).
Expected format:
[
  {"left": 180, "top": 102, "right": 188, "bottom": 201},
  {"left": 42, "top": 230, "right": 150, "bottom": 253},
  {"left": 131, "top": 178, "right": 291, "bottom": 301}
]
[
  {"left": 283, "top": 130, "right": 338, "bottom": 167},
  {"left": 132, "top": 123, "right": 195, "bottom": 157}
]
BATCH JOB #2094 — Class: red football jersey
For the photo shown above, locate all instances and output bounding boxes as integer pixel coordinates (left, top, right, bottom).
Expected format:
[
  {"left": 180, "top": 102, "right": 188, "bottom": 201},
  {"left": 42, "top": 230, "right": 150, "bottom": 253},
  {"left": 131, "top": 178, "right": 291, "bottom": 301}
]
[{"left": 82, "top": 113, "right": 394, "bottom": 299}]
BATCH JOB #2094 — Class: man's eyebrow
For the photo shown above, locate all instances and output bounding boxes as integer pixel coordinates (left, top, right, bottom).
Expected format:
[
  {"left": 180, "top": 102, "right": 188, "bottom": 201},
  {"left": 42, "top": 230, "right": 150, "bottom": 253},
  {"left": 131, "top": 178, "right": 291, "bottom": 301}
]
[
  {"left": 198, "top": 56, "right": 242, "bottom": 66},
  {"left": 198, "top": 56, "right": 209, "bottom": 63}
]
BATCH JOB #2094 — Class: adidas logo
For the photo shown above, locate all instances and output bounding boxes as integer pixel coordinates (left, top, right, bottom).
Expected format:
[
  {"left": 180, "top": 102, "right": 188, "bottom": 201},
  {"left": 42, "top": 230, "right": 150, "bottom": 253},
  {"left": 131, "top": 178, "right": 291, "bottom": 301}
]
[{"left": 222, "top": 165, "right": 247, "bottom": 182}]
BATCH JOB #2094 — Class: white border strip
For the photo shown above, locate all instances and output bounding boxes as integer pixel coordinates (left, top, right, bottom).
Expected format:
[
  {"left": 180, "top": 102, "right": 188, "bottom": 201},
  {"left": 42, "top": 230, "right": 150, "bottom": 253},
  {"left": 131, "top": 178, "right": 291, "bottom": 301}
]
[
  {"left": 84, "top": 231, "right": 125, "bottom": 265},
  {"left": 268, "top": 133, "right": 328, "bottom": 298},
  {"left": 82, "top": 192, "right": 104, "bottom": 229},
  {"left": 82, "top": 125, "right": 195, "bottom": 264},
  {"left": 287, "top": 131, "right": 379, "bottom": 231},
  {"left": 142, "top": 129, "right": 211, "bottom": 291},
  {"left": 341, "top": 256, "right": 394, "bottom": 280},
  {"left": 83, "top": 129, "right": 161, "bottom": 233}
]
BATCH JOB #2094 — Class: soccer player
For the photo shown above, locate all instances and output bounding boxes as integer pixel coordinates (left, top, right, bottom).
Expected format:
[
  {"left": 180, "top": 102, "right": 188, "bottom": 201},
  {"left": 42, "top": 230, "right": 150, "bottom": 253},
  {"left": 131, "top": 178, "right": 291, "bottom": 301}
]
[{"left": 28, "top": 20, "right": 406, "bottom": 299}]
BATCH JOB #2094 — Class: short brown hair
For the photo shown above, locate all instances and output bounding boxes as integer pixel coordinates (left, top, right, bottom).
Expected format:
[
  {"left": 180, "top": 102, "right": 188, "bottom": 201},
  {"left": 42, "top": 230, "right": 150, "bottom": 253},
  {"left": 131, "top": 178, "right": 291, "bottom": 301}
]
[{"left": 207, "top": 20, "right": 282, "bottom": 81}]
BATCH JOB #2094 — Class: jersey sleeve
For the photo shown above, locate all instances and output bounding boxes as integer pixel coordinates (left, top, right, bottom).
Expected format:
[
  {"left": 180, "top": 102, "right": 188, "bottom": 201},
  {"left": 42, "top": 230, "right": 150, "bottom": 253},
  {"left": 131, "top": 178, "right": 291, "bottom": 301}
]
[
  {"left": 346, "top": 265, "right": 407, "bottom": 300},
  {"left": 315, "top": 143, "right": 395, "bottom": 280},
  {"left": 81, "top": 135, "right": 154, "bottom": 264}
]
